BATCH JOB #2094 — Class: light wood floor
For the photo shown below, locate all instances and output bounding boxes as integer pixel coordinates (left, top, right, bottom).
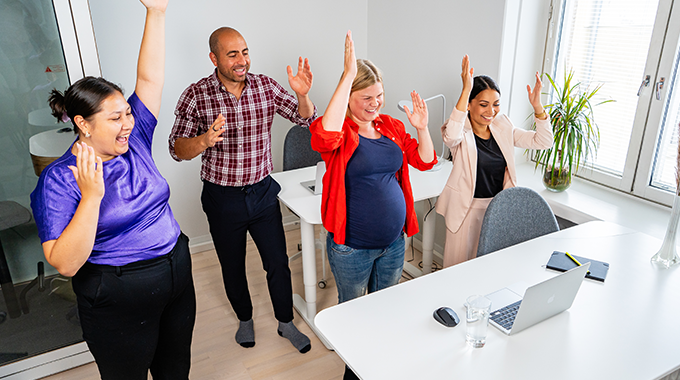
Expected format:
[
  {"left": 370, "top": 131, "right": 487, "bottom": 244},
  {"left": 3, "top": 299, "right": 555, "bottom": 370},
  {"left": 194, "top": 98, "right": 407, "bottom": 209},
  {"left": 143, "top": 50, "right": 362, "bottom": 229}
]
[{"left": 42, "top": 226, "right": 426, "bottom": 380}]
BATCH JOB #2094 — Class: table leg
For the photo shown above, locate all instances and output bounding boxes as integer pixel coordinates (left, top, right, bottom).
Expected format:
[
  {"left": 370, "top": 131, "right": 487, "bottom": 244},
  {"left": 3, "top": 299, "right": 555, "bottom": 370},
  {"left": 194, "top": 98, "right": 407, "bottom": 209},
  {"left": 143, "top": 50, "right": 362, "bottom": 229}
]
[
  {"left": 421, "top": 198, "right": 437, "bottom": 274},
  {"left": 292, "top": 220, "right": 333, "bottom": 350}
]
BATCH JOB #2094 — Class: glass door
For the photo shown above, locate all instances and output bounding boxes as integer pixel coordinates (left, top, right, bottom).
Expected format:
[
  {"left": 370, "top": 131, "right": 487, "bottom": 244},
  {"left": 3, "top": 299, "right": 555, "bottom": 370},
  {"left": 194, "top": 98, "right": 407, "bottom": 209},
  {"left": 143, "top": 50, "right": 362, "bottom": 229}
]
[{"left": 0, "top": 0, "right": 98, "bottom": 377}]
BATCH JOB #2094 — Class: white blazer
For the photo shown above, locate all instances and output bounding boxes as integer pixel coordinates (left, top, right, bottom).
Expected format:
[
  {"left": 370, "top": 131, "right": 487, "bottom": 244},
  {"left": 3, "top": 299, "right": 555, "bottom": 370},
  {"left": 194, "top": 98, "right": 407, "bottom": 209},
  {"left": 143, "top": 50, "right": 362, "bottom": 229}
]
[{"left": 435, "top": 108, "right": 553, "bottom": 233}]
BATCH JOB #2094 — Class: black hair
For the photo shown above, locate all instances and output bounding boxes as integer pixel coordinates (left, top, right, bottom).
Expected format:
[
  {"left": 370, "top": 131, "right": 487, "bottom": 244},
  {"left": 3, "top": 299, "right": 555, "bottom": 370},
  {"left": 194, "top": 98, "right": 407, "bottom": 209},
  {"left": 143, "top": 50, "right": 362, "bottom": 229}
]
[
  {"left": 468, "top": 75, "right": 501, "bottom": 102},
  {"left": 48, "top": 76, "right": 123, "bottom": 134}
]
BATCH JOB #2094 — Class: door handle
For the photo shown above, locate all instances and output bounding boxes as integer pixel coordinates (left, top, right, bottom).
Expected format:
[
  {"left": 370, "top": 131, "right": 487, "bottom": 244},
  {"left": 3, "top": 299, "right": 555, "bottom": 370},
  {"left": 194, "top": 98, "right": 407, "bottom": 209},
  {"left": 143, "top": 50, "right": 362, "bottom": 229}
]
[
  {"left": 637, "top": 75, "right": 650, "bottom": 96},
  {"left": 656, "top": 77, "right": 665, "bottom": 100}
]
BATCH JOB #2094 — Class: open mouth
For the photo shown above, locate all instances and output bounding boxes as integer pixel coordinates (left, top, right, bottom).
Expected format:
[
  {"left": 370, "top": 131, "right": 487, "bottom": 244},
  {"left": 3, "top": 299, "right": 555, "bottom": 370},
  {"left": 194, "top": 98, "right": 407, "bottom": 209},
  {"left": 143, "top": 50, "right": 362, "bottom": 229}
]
[{"left": 116, "top": 135, "right": 129, "bottom": 144}]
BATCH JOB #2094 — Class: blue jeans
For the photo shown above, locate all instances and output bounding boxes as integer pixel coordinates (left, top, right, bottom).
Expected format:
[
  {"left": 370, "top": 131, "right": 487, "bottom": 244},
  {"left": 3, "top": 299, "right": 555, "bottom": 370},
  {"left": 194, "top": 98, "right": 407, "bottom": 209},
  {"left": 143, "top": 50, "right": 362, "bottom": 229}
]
[{"left": 327, "top": 233, "right": 405, "bottom": 304}]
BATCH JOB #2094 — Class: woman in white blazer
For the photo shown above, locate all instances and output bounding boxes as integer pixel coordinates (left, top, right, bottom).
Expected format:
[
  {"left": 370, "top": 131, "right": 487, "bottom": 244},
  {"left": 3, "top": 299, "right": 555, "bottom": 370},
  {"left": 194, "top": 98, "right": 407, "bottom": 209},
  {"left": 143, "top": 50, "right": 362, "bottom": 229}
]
[{"left": 435, "top": 55, "right": 553, "bottom": 267}]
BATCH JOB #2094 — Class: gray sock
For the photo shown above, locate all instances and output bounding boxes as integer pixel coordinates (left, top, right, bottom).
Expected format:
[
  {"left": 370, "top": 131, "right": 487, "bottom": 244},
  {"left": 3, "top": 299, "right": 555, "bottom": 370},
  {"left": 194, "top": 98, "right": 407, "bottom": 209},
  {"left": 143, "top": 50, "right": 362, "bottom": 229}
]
[
  {"left": 278, "top": 321, "right": 311, "bottom": 353},
  {"left": 235, "top": 319, "right": 255, "bottom": 348}
]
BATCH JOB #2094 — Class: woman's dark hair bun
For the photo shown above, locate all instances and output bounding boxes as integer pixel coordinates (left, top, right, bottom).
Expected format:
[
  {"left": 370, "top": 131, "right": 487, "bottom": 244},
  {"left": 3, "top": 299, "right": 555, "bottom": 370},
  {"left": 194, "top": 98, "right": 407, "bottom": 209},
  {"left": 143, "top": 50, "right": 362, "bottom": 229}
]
[{"left": 47, "top": 76, "right": 123, "bottom": 134}]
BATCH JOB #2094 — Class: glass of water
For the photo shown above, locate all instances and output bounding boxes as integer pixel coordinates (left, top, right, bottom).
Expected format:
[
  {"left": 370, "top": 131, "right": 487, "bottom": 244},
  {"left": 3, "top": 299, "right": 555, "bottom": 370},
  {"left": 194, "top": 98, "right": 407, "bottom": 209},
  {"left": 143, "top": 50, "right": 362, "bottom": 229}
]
[{"left": 465, "top": 295, "right": 492, "bottom": 348}]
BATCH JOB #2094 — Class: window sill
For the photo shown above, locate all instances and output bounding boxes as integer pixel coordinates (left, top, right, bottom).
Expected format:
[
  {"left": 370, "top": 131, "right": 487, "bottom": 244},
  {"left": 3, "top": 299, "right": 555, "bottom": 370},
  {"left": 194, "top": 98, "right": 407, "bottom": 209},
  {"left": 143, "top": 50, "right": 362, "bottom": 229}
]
[{"left": 515, "top": 162, "right": 672, "bottom": 240}]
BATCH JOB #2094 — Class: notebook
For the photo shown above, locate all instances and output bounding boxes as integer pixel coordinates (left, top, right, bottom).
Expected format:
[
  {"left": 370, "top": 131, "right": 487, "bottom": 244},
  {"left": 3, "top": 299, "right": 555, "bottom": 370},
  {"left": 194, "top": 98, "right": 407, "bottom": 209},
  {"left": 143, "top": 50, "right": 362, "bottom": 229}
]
[
  {"left": 546, "top": 251, "right": 609, "bottom": 282},
  {"left": 300, "top": 161, "right": 325, "bottom": 195},
  {"left": 484, "top": 263, "right": 590, "bottom": 335}
]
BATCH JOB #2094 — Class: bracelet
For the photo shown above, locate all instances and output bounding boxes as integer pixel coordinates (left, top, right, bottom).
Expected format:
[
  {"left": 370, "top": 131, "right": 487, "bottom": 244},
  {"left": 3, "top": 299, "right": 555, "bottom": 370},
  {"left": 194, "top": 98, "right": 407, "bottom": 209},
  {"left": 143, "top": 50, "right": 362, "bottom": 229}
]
[{"left": 535, "top": 110, "right": 547, "bottom": 119}]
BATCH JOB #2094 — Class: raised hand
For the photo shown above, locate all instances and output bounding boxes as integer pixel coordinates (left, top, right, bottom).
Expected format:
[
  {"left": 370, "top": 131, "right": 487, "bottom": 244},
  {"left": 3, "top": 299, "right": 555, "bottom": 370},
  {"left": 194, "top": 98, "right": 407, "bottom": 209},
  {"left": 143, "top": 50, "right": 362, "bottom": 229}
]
[
  {"left": 202, "top": 113, "right": 226, "bottom": 148},
  {"left": 455, "top": 55, "right": 474, "bottom": 113},
  {"left": 68, "top": 142, "right": 105, "bottom": 202},
  {"left": 404, "top": 91, "right": 429, "bottom": 131},
  {"left": 287, "top": 57, "right": 313, "bottom": 96},
  {"left": 527, "top": 71, "right": 545, "bottom": 114},
  {"left": 461, "top": 54, "right": 474, "bottom": 92},
  {"left": 343, "top": 30, "right": 357, "bottom": 81}
]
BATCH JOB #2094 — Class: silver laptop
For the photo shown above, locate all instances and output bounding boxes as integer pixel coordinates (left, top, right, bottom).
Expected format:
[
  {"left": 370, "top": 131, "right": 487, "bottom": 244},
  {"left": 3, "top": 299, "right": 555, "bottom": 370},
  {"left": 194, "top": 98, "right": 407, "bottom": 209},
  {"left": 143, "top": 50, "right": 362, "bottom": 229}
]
[
  {"left": 300, "top": 161, "right": 325, "bottom": 195},
  {"left": 485, "top": 263, "right": 590, "bottom": 335}
]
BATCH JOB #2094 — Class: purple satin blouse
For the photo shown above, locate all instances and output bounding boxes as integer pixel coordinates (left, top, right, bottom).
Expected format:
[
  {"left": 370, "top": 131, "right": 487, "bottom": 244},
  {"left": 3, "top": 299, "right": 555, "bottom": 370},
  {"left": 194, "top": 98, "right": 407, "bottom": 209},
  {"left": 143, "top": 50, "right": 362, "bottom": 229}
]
[{"left": 30, "top": 93, "right": 181, "bottom": 266}]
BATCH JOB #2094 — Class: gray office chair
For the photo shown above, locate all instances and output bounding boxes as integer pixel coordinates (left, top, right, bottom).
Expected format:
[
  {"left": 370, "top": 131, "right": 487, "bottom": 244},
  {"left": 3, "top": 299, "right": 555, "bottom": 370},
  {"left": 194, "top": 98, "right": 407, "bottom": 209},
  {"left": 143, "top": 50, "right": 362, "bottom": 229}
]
[
  {"left": 476, "top": 187, "right": 559, "bottom": 257},
  {"left": 283, "top": 125, "right": 322, "bottom": 171},
  {"left": 282, "top": 125, "right": 328, "bottom": 288}
]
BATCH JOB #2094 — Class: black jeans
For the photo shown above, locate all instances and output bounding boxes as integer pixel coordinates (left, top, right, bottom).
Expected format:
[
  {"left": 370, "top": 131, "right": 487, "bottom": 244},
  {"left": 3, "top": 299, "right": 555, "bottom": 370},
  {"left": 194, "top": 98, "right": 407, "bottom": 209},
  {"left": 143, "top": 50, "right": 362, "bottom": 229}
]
[
  {"left": 72, "top": 233, "right": 196, "bottom": 380},
  {"left": 201, "top": 176, "right": 293, "bottom": 322}
]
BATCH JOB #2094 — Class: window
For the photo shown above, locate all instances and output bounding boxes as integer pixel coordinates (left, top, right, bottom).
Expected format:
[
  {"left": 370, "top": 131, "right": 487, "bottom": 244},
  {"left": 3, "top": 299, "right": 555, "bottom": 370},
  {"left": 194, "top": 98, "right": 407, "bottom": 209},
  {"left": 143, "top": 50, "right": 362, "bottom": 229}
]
[{"left": 547, "top": 0, "right": 680, "bottom": 205}]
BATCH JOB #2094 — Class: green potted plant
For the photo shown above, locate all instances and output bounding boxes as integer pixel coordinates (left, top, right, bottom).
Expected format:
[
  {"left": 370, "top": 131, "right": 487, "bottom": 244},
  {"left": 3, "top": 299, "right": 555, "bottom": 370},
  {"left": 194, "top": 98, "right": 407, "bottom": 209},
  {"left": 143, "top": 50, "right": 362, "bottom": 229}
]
[{"left": 531, "top": 69, "right": 613, "bottom": 192}]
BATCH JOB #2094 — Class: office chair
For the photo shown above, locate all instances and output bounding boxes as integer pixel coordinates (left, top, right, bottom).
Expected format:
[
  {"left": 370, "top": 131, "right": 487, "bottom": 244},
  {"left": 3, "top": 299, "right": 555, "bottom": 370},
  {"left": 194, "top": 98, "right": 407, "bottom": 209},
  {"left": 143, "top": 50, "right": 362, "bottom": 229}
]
[
  {"left": 476, "top": 187, "right": 559, "bottom": 257},
  {"left": 282, "top": 125, "right": 328, "bottom": 288}
]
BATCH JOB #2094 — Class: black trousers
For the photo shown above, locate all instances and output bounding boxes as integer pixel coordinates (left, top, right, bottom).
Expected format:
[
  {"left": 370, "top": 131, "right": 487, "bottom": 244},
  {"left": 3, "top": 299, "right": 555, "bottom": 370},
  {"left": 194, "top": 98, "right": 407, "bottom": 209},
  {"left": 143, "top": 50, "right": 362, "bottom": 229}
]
[
  {"left": 72, "top": 233, "right": 196, "bottom": 380},
  {"left": 201, "top": 176, "right": 294, "bottom": 322}
]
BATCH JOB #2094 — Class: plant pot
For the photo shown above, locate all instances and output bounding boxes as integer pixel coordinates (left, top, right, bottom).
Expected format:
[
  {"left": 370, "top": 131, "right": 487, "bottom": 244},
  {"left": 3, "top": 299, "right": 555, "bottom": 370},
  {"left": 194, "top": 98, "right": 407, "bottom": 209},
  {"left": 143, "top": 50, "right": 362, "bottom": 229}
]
[{"left": 542, "top": 168, "right": 571, "bottom": 192}]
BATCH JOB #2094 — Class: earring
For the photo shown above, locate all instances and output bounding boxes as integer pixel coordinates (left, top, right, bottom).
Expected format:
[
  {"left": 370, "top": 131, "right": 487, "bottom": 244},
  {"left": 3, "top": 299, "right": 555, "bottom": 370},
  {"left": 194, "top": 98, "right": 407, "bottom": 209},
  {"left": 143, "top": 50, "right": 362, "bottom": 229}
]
[{"left": 85, "top": 132, "right": 91, "bottom": 138}]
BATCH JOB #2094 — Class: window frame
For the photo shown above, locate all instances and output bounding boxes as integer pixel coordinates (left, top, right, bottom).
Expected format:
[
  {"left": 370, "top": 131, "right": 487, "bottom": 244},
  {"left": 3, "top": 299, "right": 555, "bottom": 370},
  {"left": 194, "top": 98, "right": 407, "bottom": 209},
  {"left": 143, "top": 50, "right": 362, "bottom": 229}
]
[{"left": 542, "top": 0, "right": 678, "bottom": 206}]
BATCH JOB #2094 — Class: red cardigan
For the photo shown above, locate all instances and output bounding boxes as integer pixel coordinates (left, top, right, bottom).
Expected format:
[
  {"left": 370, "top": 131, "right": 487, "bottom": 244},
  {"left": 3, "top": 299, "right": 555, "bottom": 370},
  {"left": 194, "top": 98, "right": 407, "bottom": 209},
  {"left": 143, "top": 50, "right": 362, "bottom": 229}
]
[{"left": 310, "top": 114, "right": 437, "bottom": 245}]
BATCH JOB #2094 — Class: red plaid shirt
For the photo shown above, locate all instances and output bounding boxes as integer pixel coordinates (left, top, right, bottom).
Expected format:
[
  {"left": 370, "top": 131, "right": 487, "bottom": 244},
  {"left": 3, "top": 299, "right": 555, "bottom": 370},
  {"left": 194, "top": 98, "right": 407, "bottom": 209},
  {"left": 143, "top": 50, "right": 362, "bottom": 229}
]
[{"left": 169, "top": 70, "right": 317, "bottom": 186}]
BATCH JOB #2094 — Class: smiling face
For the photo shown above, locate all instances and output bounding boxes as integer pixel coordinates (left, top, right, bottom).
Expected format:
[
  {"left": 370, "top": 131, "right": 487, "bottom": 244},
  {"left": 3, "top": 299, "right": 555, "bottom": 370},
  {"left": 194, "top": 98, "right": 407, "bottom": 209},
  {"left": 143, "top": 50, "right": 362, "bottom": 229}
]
[
  {"left": 76, "top": 92, "right": 134, "bottom": 161},
  {"left": 210, "top": 31, "right": 250, "bottom": 87},
  {"left": 348, "top": 82, "right": 384, "bottom": 125},
  {"left": 467, "top": 89, "right": 500, "bottom": 130}
]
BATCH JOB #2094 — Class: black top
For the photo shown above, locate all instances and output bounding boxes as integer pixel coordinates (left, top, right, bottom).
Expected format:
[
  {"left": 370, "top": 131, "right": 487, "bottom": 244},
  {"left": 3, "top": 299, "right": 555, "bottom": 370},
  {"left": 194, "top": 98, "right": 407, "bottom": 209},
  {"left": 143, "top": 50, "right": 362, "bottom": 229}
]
[{"left": 474, "top": 133, "right": 507, "bottom": 198}]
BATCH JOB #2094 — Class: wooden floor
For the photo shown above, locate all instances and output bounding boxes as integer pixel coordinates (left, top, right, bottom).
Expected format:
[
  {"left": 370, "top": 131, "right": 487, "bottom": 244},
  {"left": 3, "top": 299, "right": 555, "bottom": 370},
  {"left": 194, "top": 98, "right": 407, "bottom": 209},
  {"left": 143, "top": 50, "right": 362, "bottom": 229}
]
[{"left": 42, "top": 226, "right": 426, "bottom": 380}]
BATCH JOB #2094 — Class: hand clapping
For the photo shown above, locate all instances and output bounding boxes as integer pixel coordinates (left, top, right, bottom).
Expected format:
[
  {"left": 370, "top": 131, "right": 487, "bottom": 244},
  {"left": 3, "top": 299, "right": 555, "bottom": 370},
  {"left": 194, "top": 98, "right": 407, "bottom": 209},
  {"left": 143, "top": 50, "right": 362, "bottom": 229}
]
[
  {"left": 527, "top": 72, "right": 545, "bottom": 115},
  {"left": 287, "top": 57, "right": 313, "bottom": 97},
  {"left": 403, "top": 91, "right": 429, "bottom": 131},
  {"left": 343, "top": 30, "right": 357, "bottom": 81},
  {"left": 68, "top": 142, "right": 105, "bottom": 201}
]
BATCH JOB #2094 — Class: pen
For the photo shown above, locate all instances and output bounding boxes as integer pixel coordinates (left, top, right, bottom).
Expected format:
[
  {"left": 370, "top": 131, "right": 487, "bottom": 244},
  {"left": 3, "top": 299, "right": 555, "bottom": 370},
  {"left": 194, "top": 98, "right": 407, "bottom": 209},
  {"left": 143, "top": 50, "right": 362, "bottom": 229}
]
[{"left": 565, "top": 252, "right": 590, "bottom": 274}]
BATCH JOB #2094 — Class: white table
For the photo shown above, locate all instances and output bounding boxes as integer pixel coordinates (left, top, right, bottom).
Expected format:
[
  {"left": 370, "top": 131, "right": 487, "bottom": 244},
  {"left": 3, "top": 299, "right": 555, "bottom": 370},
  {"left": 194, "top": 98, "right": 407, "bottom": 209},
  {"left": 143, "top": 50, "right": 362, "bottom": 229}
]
[
  {"left": 314, "top": 221, "right": 680, "bottom": 379},
  {"left": 271, "top": 161, "right": 452, "bottom": 349}
]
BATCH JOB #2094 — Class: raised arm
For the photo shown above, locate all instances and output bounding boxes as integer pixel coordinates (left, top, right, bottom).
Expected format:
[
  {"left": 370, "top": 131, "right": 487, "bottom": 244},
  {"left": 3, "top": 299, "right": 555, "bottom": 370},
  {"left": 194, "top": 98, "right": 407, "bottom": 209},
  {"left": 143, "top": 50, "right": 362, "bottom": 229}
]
[
  {"left": 455, "top": 54, "right": 473, "bottom": 113},
  {"left": 134, "top": 0, "right": 168, "bottom": 117},
  {"left": 527, "top": 71, "right": 548, "bottom": 120},
  {"left": 287, "top": 57, "right": 315, "bottom": 118},
  {"left": 321, "top": 31, "right": 357, "bottom": 132},
  {"left": 403, "top": 91, "right": 435, "bottom": 163},
  {"left": 442, "top": 55, "right": 474, "bottom": 147},
  {"left": 42, "top": 143, "right": 104, "bottom": 277}
]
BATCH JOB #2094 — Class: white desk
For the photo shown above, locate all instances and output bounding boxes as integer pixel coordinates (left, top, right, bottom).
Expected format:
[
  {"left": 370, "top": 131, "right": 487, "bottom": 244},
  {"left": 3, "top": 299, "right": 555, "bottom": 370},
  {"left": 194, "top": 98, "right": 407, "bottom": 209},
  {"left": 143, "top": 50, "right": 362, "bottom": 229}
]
[
  {"left": 271, "top": 161, "right": 452, "bottom": 349},
  {"left": 315, "top": 221, "right": 680, "bottom": 380}
]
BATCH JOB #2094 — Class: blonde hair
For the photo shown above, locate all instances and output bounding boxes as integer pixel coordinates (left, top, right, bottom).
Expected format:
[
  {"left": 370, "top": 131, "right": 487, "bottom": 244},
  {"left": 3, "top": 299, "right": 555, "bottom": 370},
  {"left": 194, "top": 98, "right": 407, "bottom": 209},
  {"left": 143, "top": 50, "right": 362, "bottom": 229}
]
[{"left": 347, "top": 59, "right": 384, "bottom": 116}]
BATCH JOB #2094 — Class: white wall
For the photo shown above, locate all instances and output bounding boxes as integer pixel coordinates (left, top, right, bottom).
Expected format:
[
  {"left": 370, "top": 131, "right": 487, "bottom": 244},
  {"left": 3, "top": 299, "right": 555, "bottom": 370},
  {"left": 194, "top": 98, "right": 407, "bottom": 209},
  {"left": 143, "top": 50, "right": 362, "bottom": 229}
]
[
  {"left": 88, "top": 0, "right": 550, "bottom": 251},
  {"left": 89, "top": 0, "right": 368, "bottom": 246}
]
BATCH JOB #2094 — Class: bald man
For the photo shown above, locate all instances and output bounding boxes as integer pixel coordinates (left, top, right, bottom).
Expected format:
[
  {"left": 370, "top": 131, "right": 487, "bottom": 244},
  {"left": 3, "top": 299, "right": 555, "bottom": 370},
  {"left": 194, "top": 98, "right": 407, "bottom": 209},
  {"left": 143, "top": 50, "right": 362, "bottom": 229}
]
[{"left": 169, "top": 27, "right": 315, "bottom": 353}]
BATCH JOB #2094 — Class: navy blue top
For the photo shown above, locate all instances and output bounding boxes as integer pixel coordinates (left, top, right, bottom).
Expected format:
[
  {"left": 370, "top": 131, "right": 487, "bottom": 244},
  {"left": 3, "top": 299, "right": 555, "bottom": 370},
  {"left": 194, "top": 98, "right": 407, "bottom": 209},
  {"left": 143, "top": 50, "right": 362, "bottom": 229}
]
[{"left": 345, "top": 135, "right": 405, "bottom": 249}]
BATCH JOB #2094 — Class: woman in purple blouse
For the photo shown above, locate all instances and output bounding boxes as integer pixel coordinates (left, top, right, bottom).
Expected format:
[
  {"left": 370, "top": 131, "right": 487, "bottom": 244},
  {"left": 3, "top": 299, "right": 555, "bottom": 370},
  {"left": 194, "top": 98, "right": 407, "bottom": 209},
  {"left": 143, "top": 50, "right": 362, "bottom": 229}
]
[{"left": 29, "top": 1, "right": 195, "bottom": 379}]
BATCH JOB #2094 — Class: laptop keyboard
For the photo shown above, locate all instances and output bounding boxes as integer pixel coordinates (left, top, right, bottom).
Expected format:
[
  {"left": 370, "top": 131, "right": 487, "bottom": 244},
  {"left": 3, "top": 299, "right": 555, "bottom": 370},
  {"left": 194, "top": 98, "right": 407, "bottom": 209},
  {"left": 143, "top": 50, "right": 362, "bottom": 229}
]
[{"left": 490, "top": 300, "right": 522, "bottom": 330}]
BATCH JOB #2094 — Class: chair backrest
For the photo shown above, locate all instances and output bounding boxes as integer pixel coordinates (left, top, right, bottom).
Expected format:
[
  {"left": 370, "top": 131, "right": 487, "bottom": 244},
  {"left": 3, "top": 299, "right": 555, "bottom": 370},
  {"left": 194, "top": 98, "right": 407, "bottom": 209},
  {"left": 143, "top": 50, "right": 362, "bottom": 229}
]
[
  {"left": 283, "top": 125, "right": 322, "bottom": 171},
  {"left": 476, "top": 187, "right": 559, "bottom": 257}
]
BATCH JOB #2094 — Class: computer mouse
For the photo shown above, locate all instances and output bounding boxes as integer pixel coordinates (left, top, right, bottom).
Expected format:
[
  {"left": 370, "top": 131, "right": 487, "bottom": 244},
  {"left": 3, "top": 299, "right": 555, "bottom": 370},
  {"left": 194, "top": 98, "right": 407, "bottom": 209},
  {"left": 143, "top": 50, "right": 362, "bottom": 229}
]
[{"left": 433, "top": 306, "right": 460, "bottom": 327}]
